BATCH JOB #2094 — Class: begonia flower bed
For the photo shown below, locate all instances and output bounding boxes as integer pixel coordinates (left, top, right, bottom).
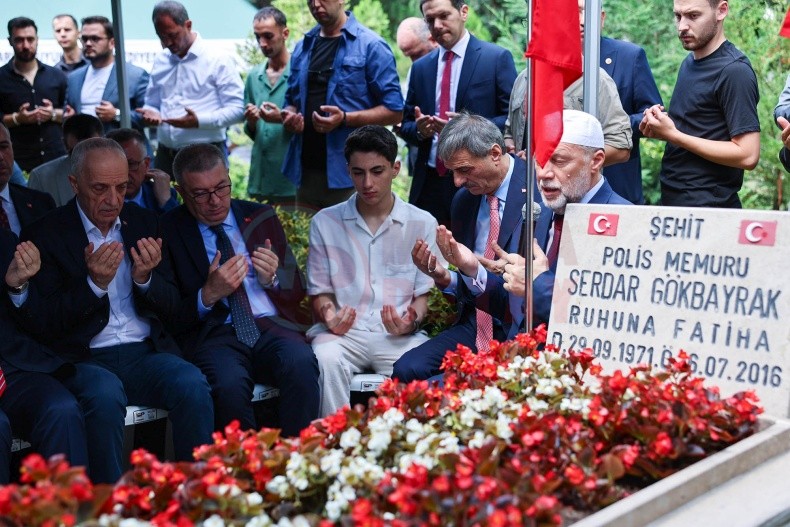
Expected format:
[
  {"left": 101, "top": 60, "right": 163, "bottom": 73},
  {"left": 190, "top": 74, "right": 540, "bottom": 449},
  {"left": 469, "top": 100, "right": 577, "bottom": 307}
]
[{"left": 0, "top": 328, "right": 762, "bottom": 526}]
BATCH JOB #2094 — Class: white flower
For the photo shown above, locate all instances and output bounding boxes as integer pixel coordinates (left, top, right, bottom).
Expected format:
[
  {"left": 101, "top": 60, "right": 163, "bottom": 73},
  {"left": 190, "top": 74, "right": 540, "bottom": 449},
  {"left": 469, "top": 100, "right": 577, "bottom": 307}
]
[
  {"left": 203, "top": 515, "right": 226, "bottom": 527},
  {"left": 468, "top": 430, "right": 488, "bottom": 449},
  {"left": 320, "top": 448, "right": 344, "bottom": 477},
  {"left": 483, "top": 386, "right": 508, "bottom": 409},
  {"left": 367, "top": 430, "right": 392, "bottom": 455},
  {"left": 244, "top": 514, "right": 273, "bottom": 527},
  {"left": 118, "top": 518, "right": 150, "bottom": 527},
  {"left": 246, "top": 492, "right": 264, "bottom": 507},
  {"left": 438, "top": 433, "right": 460, "bottom": 454},
  {"left": 339, "top": 427, "right": 362, "bottom": 450},
  {"left": 458, "top": 406, "right": 481, "bottom": 427},
  {"left": 265, "top": 475, "right": 290, "bottom": 496},
  {"left": 495, "top": 414, "right": 514, "bottom": 440}
]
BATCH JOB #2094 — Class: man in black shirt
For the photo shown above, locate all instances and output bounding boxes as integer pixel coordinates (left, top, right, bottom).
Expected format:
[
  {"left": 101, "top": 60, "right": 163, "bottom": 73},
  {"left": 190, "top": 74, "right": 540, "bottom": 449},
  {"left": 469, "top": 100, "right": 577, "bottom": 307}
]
[
  {"left": 0, "top": 17, "right": 69, "bottom": 172},
  {"left": 639, "top": 0, "right": 759, "bottom": 208}
]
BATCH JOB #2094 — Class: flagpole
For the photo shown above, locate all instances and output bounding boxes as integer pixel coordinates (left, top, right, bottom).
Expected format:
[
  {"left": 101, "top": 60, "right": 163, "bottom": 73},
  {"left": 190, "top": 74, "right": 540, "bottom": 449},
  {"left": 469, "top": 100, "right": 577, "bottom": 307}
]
[
  {"left": 582, "top": 0, "right": 602, "bottom": 116},
  {"left": 523, "top": 0, "right": 535, "bottom": 332}
]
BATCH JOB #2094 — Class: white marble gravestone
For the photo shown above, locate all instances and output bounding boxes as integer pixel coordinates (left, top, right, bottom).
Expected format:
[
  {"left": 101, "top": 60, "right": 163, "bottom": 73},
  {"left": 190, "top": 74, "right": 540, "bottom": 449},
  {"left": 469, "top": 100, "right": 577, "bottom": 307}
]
[{"left": 547, "top": 204, "right": 790, "bottom": 417}]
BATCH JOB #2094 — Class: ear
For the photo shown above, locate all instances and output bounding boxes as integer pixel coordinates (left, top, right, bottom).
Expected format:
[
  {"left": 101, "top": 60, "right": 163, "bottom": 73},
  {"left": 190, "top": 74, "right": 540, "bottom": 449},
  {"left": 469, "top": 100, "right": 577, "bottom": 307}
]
[
  {"left": 460, "top": 4, "right": 469, "bottom": 21},
  {"left": 174, "top": 183, "right": 186, "bottom": 200},
  {"left": 109, "top": 37, "right": 115, "bottom": 49},
  {"left": 716, "top": 1, "right": 728, "bottom": 21},
  {"left": 392, "top": 160, "right": 401, "bottom": 177},
  {"left": 185, "top": 20, "right": 193, "bottom": 32},
  {"left": 68, "top": 174, "right": 78, "bottom": 194},
  {"left": 283, "top": 27, "right": 290, "bottom": 39},
  {"left": 590, "top": 148, "right": 606, "bottom": 172},
  {"left": 490, "top": 143, "right": 503, "bottom": 163},
  {"left": 143, "top": 157, "right": 151, "bottom": 172}
]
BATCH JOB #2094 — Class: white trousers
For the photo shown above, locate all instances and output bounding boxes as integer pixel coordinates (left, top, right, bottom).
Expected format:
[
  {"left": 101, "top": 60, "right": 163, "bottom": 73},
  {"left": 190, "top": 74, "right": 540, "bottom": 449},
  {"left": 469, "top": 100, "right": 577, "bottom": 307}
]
[{"left": 309, "top": 326, "right": 430, "bottom": 417}]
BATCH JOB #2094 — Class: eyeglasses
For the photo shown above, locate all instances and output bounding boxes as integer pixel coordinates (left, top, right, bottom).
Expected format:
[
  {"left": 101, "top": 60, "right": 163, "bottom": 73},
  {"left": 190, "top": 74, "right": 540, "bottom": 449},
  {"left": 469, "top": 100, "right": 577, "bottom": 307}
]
[
  {"left": 190, "top": 183, "right": 232, "bottom": 203},
  {"left": 80, "top": 35, "right": 108, "bottom": 43}
]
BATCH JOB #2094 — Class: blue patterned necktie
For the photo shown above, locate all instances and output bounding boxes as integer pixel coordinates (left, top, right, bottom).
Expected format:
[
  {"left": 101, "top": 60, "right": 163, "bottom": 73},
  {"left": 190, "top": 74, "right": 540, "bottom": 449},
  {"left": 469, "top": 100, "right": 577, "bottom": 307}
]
[{"left": 210, "top": 224, "right": 261, "bottom": 347}]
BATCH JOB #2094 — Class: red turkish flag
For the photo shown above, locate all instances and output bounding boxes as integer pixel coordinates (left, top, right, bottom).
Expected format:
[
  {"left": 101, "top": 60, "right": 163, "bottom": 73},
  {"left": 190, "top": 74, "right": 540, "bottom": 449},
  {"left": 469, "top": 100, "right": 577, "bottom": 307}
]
[
  {"left": 781, "top": 7, "right": 790, "bottom": 38},
  {"left": 525, "top": 0, "right": 583, "bottom": 167}
]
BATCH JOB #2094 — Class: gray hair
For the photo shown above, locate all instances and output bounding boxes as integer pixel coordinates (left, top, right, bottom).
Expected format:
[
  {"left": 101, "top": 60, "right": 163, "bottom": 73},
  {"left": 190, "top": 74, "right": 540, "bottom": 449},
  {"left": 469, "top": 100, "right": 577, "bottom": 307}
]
[
  {"left": 437, "top": 111, "right": 505, "bottom": 161},
  {"left": 172, "top": 143, "right": 227, "bottom": 186},
  {"left": 70, "top": 138, "right": 126, "bottom": 180},
  {"left": 152, "top": 1, "right": 189, "bottom": 25}
]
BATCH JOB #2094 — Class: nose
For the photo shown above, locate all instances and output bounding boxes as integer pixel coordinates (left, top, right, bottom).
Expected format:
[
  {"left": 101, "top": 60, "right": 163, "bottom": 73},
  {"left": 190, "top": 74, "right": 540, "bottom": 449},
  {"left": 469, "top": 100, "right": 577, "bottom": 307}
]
[{"left": 452, "top": 173, "right": 465, "bottom": 188}]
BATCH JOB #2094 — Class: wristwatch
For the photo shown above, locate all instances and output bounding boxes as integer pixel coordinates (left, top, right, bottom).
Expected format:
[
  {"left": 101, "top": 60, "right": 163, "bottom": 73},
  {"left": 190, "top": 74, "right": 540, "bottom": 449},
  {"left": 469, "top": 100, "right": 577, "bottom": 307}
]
[
  {"left": 114, "top": 108, "right": 121, "bottom": 121},
  {"left": 6, "top": 282, "right": 28, "bottom": 295}
]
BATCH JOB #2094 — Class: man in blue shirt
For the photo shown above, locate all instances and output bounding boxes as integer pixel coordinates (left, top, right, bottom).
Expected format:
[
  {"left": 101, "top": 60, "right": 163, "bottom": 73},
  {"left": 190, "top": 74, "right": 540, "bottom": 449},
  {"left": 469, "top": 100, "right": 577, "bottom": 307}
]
[{"left": 280, "top": 0, "right": 404, "bottom": 212}]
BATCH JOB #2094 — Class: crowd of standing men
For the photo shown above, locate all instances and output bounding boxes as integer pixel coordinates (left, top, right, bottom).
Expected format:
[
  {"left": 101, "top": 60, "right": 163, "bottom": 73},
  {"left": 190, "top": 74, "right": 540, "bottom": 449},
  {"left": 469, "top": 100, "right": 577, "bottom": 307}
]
[{"left": 0, "top": 0, "right": 787, "bottom": 484}]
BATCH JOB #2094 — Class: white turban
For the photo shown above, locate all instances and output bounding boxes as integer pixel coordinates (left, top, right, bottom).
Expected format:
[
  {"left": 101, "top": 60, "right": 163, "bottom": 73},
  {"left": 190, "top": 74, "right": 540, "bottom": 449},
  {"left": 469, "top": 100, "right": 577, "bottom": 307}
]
[{"left": 560, "top": 109, "right": 605, "bottom": 149}]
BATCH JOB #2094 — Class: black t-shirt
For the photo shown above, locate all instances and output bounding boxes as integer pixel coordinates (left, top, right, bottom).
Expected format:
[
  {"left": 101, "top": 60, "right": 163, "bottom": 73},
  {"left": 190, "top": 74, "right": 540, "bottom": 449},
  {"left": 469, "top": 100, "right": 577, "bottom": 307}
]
[
  {"left": 0, "top": 60, "right": 68, "bottom": 172},
  {"left": 302, "top": 36, "right": 341, "bottom": 171},
  {"left": 660, "top": 41, "right": 760, "bottom": 208}
]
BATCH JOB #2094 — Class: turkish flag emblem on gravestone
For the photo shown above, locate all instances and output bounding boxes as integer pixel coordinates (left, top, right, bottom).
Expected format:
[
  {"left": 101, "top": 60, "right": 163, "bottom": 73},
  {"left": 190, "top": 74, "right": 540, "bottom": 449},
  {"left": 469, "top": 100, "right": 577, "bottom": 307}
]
[{"left": 587, "top": 213, "right": 619, "bottom": 236}]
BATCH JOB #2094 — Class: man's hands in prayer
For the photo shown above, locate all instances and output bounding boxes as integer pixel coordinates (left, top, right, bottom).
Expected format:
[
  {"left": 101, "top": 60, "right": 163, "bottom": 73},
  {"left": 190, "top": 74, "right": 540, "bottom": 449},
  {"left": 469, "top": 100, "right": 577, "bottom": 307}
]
[
  {"left": 148, "top": 169, "right": 174, "bottom": 208},
  {"left": 252, "top": 239, "right": 278, "bottom": 287},
  {"left": 85, "top": 241, "right": 124, "bottom": 291},
  {"left": 411, "top": 239, "right": 451, "bottom": 289},
  {"left": 135, "top": 108, "right": 163, "bottom": 126},
  {"left": 164, "top": 107, "right": 199, "bottom": 128},
  {"left": 414, "top": 107, "right": 456, "bottom": 138},
  {"left": 5, "top": 241, "right": 40, "bottom": 288},
  {"left": 95, "top": 101, "right": 118, "bottom": 123},
  {"left": 260, "top": 102, "right": 283, "bottom": 123},
  {"left": 381, "top": 304, "right": 418, "bottom": 336},
  {"left": 477, "top": 241, "right": 548, "bottom": 298},
  {"left": 321, "top": 302, "right": 356, "bottom": 336},
  {"left": 639, "top": 104, "right": 676, "bottom": 142},
  {"left": 130, "top": 237, "right": 163, "bottom": 285},
  {"left": 201, "top": 251, "right": 247, "bottom": 306},
  {"left": 244, "top": 103, "right": 261, "bottom": 127},
  {"left": 312, "top": 105, "right": 344, "bottom": 134},
  {"left": 436, "top": 225, "right": 477, "bottom": 278},
  {"left": 281, "top": 107, "right": 304, "bottom": 134}
]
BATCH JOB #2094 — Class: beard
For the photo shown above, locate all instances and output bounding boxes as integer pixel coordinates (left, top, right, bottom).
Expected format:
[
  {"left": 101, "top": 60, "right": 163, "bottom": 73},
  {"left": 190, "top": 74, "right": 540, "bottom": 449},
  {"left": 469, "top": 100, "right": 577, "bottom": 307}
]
[
  {"left": 14, "top": 49, "right": 36, "bottom": 63},
  {"left": 679, "top": 19, "right": 719, "bottom": 51},
  {"left": 539, "top": 167, "right": 593, "bottom": 213}
]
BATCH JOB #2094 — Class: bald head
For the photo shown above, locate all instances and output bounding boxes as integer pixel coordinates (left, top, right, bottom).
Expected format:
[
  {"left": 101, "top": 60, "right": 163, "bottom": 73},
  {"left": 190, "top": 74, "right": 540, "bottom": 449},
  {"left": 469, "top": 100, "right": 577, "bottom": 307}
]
[{"left": 397, "top": 17, "right": 436, "bottom": 62}]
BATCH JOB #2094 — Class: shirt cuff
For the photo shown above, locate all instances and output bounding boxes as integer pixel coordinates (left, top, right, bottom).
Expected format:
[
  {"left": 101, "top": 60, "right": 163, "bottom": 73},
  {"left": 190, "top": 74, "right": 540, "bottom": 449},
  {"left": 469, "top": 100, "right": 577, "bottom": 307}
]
[
  {"left": 8, "top": 289, "right": 28, "bottom": 307},
  {"left": 460, "top": 263, "right": 487, "bottom": 296},
  {"left": 88, "top": 277, "right": 108, "bottom": 298},
  {"left": 133, "top": 274, "right": 152, "bottom": 292},
  {"left": 442, "top": 271, "right": 459, "bottom": 296},
  {"left": 197, "top": 288, "right": 212, "bottom": 318}
]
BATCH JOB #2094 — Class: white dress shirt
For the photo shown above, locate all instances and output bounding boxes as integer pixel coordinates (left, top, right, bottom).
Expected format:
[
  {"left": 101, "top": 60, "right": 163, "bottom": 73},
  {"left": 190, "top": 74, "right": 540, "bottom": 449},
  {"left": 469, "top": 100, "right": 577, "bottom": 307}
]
[
  {"left": 143, "top": 33, "right": 244, "bottom": 148},
  {"left": 76, "top": 202, "right": 152, "bottom": 348},
  {"left": 429, "top": 30, "right": 471, "bottom": 167}
]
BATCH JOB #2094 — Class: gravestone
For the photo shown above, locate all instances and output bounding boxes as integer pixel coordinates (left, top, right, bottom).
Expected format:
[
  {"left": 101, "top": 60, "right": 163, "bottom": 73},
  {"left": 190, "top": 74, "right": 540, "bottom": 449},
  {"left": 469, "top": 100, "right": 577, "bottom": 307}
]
[{"left": 547, "top": 204, "right": 790, "bottom": 417}]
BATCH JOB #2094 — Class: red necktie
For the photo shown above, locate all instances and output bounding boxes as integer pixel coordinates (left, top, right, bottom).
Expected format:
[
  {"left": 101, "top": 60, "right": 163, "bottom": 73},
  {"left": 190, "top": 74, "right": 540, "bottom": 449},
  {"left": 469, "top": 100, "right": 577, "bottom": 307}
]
[
  {"left": 0, "top": 365, "right": 6, "bottom": 398},
  {"left": 546, "top": 214, "right": 564, "bottom": 267},
  {"left": 0, "top": 200, "right": 10, "bottom": 231},
  {"left": 475, "top": 194, "right": 499, "bottom": 352},
  {"left": 435, "top": 50, "right": 454, "bottom": 176}
]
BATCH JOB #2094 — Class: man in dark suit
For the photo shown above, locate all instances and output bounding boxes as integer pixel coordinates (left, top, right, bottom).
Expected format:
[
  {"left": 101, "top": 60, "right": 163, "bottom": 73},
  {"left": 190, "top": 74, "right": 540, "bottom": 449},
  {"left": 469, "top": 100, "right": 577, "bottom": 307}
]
[
  {"left": 163, "top": 143, "right": 319, "bottom": 436},
  {"left": 400, "top": 0, "right": 516, "bottom": 227},
  {"left": 393, "top": 112, "right": 526, "bottom": 382},
  {"left": 490, "top": 110, "right": 632, "bottom": 335},
  {"left": 106, "top": 128, "right": 178, "bottom": 214},
  {"left": 13, "top": 138, "right": 213, "bottom": 470},
  {"left": 0, "top": 124, "right": 56, "bottom": 235},
  {"left": 598, "top": 35, "right": 662, "bottom": 204},
  {"left": 65, "top": 16, "right": 149, "bottom": 138},
  {"left": 2, "top": 228, "right": 125, "bottom": 484}
]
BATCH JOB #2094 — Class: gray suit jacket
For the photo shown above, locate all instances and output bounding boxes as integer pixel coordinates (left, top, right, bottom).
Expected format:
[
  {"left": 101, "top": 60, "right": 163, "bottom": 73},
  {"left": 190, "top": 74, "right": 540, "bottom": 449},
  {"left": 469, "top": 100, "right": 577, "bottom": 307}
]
[{"left": 66, "top": 62, "right": 149, "bottom": 133}]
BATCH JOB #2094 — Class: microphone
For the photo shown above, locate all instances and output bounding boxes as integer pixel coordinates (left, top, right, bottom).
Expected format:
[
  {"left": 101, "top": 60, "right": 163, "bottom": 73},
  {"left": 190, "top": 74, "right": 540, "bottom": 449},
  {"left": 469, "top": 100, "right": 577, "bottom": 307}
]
[{"left": 519, "top": 202, "right": 541, "bottom": 254}]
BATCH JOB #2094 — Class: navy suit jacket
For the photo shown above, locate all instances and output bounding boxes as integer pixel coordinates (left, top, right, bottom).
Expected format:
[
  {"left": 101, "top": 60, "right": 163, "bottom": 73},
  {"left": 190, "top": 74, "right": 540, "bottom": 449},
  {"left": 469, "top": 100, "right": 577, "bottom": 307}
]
[
  {"left": 447, "top": 154, "right": 526, "bottom": 340},
  {"left": 526, "top": 179, "right": 631, "bottom": 328},
  {"left": 599, "top": 37, "right": 662, "bottom": 204},
  {"left": 0, "top": 229, "right": 72, "bottom": 377},
  {"left": 66, "top": 62, "right": 149, "bottom": 134},
  {"left": 8, "top": 183, "right": 56, "bottom": 229},
  {"left": 162, "top": 200, "right": 307, "bottom": 355},
  {"left": 14, "top": 200, "right": 181, "bottom": 362},
  {"left": 401, "top": 35, "right": 516, "bottom": 204}
]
